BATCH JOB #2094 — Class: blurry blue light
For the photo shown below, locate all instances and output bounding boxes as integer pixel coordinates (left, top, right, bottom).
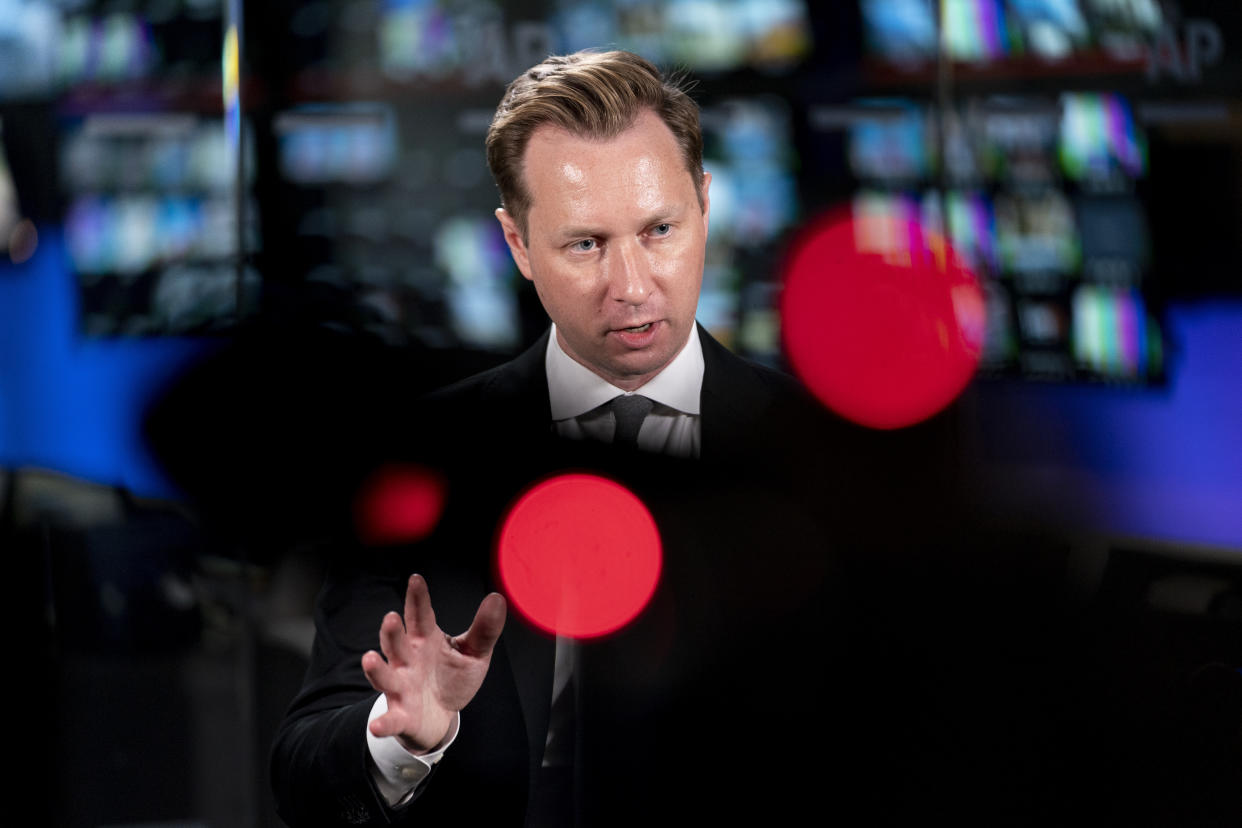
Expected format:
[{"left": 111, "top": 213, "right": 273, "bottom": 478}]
[{"left": 0, "top": 227, "right": 212, "bottom": 498}]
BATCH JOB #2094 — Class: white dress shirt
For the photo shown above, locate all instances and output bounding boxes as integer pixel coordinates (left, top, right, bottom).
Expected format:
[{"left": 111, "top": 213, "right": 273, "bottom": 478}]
[
  {"left": 546, "top": 322, "right": 704, "bottom": 459},
  {"left": 367, "top": 695, "right": 457, "bottom": 806},
  {"left": 367, "top": 323, "right": 705, "bottom": 806}
]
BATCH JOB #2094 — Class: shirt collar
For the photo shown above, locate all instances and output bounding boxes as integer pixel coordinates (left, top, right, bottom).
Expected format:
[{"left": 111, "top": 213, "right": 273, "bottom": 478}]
[{"left": 546, "top": 323, "right": 704, "bottom": 420}]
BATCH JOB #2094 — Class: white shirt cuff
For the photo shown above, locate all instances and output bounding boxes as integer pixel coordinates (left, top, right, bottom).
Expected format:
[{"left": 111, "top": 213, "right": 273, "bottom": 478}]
[{"left": 365, "top": 694, "right": 459, "bottom": 807}]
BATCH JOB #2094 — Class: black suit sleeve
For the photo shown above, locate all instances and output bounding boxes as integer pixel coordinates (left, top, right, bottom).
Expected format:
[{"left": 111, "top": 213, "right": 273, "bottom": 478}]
[
  {"left": 270, "top": 566, "right": 415, "bottom": 826},
  {"left": 270, "top": 547, "right": 532, "bottom": 827}
]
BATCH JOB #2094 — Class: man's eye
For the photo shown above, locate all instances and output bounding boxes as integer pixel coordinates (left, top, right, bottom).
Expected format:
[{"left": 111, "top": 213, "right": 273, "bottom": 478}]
[
  {"left": 571, "top": 239, "right": 596, "bottom": 252},
  {"left": 651, "top": 223, "right": 672, "bottom": 237}
]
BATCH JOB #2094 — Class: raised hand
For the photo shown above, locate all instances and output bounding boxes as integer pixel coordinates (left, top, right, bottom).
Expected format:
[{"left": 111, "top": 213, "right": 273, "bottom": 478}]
[{"left": 361, "top": 574, "right": 507, "bottom": 754}]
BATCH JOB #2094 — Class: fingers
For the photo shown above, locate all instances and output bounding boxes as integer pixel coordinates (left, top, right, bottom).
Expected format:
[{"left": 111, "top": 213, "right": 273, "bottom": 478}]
[
  {"left": 362, "top": 650, "right": 416, "bottom": 740},
  {"left": 378, "top": 611, "right": 412, "bottom": 667},
  {"left": 456, "top": 592, "right": 507, "bottom": 657},
  {"left": 369, "top": 715, "right": 394, "bottom": 738},
  {"left": 362, "top": 649, "right": 398, "bottom": 695},
  {"left": 403, "top": 574, "right": 438, "bottom": 640},
  {"left": 368, "top": 706, "right": 409, "bottom": 740}
]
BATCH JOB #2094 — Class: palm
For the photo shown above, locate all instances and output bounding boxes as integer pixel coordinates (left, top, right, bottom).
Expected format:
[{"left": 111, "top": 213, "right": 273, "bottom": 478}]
[{"left": 362, "top": 575, "right": 506, "bottom": 753}]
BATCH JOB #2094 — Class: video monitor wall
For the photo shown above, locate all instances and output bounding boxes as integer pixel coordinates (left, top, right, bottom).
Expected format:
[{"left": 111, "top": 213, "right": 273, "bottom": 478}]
[
  {"left": 817, "top": 91, "right": 1158, "bottom": 382},
  {"left": 61, "top": 113, "right": 259, "bottom": 335},
  {"left": 861, "top": 0, "right": 1161, "bottom": 67},
  {"left": 825, "top": 0, "right": 1190, "bottom": 384},
  {"left": 2, "top": 0, "right": 258, "bottom": 335},
  {"left": 8, "top": 0, "right": 1237, "bottom": 386}
]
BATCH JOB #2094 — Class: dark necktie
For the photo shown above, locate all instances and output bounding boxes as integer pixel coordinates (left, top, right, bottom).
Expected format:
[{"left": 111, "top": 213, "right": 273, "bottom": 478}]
[{"left": 609, "top": 394, "right": 653, "bottom": 449}]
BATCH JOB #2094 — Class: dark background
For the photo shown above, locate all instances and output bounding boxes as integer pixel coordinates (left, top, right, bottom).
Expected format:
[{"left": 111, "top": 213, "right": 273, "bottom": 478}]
[{"left": 0, "top": 1, "right": 1239, "bottom": 825}]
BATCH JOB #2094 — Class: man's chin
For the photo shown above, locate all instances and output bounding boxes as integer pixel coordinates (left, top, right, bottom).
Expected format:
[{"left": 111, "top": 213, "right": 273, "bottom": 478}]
[{"left": 599, "top": 351, "right": 675, "bottom": 389}]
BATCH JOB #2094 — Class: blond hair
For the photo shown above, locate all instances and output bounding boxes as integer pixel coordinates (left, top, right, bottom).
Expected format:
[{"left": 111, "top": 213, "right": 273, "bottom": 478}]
[{"left": 486, "top": 50, "right": 704, "bottom": 239}]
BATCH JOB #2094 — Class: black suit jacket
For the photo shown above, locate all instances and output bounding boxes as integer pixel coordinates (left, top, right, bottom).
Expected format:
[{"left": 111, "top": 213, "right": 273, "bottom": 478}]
[
  {"left": 271, "top": 325, "right": 847, "bottom": 826},
  {"left": 271, "top": 324, "right": 1215, "bottom": 826}
]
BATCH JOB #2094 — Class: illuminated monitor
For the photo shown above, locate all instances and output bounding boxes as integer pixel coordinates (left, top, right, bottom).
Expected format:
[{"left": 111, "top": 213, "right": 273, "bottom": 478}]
[
  {"left": 61, "top": 114, "right": 257, "bottom": 335},
  {"left": 551, "top": 0, "right": 812, "bottom": 73},
  {"left": 1007, "top": 0, "right": 1090, "bottom": 59},
  {"left": 941, "top": 0, "right": 1014, "bottom": 62},
  {"left": 276, "top": 105, "right": 398, "bottom": 186},
  {"left": 860, "top": 0, "right": 937, "bottom": 65},
  {"left": 1059, "top": 92, "right": 1147, "bottom": 184},
  {"left": 1072, "top": 284, "right": 1161, "bottom": 380},
  {"left": 847, "top": 102, "right": 932, "bottom": 183}
]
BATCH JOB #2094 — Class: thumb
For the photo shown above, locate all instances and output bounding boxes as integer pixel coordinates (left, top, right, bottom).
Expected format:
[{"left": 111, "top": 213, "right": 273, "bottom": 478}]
[{"left": 456, "top": 592, "right": 507, "bottom": 656}]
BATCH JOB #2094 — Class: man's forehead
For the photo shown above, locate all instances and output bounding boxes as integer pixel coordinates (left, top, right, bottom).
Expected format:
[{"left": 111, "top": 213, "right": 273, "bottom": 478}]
[
  {"left": 523, "top": 126, "right": 620, "bottom": 173},
  {"left": 557, "top": 161, "right": 586, "bottom": 185},
  {"left": 523, "top": 116, "right": 682, "bottom": 196},
  {"left": 517, "top": 110, "right": 702, "bottom": 234},
  {"left": 522, "top": 110, "right": 674, "bottom": 164}
]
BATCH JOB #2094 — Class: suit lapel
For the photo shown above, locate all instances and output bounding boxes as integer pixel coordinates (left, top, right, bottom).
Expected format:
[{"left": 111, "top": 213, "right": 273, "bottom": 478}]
[
  {"left": 697, "top": 324, "right": 773, "bottom": 461},
  {"left": 478, "top": 328, "right": 553, "bottom": 438},
  {"left": 474, "top": 329, "right": 558, "bottom": 784}
]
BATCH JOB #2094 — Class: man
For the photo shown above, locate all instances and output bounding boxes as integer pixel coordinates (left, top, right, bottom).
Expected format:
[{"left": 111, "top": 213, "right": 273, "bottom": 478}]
[{"left": 272, "top": 50, "right": 836, "bottom": 827}]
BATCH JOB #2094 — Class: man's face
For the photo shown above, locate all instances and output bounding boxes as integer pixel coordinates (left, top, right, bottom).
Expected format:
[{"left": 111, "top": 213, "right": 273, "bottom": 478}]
[{"left": 497, "top": 109, "right": 710, "bottom": 392}]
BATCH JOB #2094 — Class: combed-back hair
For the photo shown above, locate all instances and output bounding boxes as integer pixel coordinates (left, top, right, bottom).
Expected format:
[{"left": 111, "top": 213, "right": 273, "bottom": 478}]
[{"left": 486, "top": 50, "right": 703, "bottom": 239}]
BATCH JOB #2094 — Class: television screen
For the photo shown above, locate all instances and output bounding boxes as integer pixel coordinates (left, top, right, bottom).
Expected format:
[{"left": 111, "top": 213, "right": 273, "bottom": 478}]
[
  {"left": 552, "top": 0, "right": 811, "bottom": 73},
  {"left": 61, "top": 114, "right": 257, "bottom": 335},
  {"left": 1074, "top": 194, "right": 1149, "bottom": 283},
  {"left": 1072, "top": 284, "right": 1161, "bottom": 379},
  {"left": 1007, "top": 0, "right": 1091, "bottom": 60},
  {"left": 994, "top": 189, "right": 1080, "bottom": 276},
  {"left": 276, "top": 105, "right": 398, "bottom": 186},
  {"left": 860, "top": 0, "right": 937, "bottom": 65},
  {"left": 847, "top": 102, "right": 932, "bottom": 183},
  {"left": 434, "top": 213, "right": 520, "bottom": 351},
  {"left": 980, "top": 98, "right": 1061, "bottom": 183},
  {"left": 1059, "top": 92, "right": 1147, "bottom": 184},
  {"left": 0, "top": 0, "right": 62, "bottom": 99},
  {"left": 699, "top": 96, "right": 800, "bottom": 354},
  {"left": 380, "top": 0, "right": 469, "bottom": 82},
  {"left": 1081, "top": 0, "right": 1163, "bottom": 60},
  {"left": 941, "top": 0, "right": 1014, "bottom": 62},
  {"left": 941, "top": 189, "right": 1000, "bottom": 275}
]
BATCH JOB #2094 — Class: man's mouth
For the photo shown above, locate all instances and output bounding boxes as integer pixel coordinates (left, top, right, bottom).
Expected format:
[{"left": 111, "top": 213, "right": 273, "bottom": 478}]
[{"left": 621, "top": 323, "right": 652, "bottom": 333}]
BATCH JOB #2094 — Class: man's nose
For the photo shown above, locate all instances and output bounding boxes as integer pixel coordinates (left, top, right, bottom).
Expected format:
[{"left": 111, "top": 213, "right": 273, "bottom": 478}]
[{"left": 608, "top": 241, "right": 654, "bottom": 304}]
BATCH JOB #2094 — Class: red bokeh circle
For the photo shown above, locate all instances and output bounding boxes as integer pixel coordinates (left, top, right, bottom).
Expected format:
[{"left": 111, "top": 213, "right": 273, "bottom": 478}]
[
  {"left": 496, "top": 474, "right": 662, "bottom": 639},
  {"left": 780, "top": 209, "right": 985, "bottom": 429},
  {"left": 354, "top": 463, "right": 447, "bottom": 545}
]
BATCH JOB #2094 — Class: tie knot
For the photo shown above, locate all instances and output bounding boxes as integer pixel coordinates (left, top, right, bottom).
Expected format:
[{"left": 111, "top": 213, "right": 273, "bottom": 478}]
[{"left": 609, "top": 394, "right": 653, "bottom": 449}]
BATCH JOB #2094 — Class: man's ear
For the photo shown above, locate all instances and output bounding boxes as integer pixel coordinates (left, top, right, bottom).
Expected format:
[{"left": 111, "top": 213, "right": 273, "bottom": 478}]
[
  {"left": 699, "top": 171, "right": 712, "bottom": 238},
  {"left": 496, "top": 208, "right": 533, "bottom": 281}
]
